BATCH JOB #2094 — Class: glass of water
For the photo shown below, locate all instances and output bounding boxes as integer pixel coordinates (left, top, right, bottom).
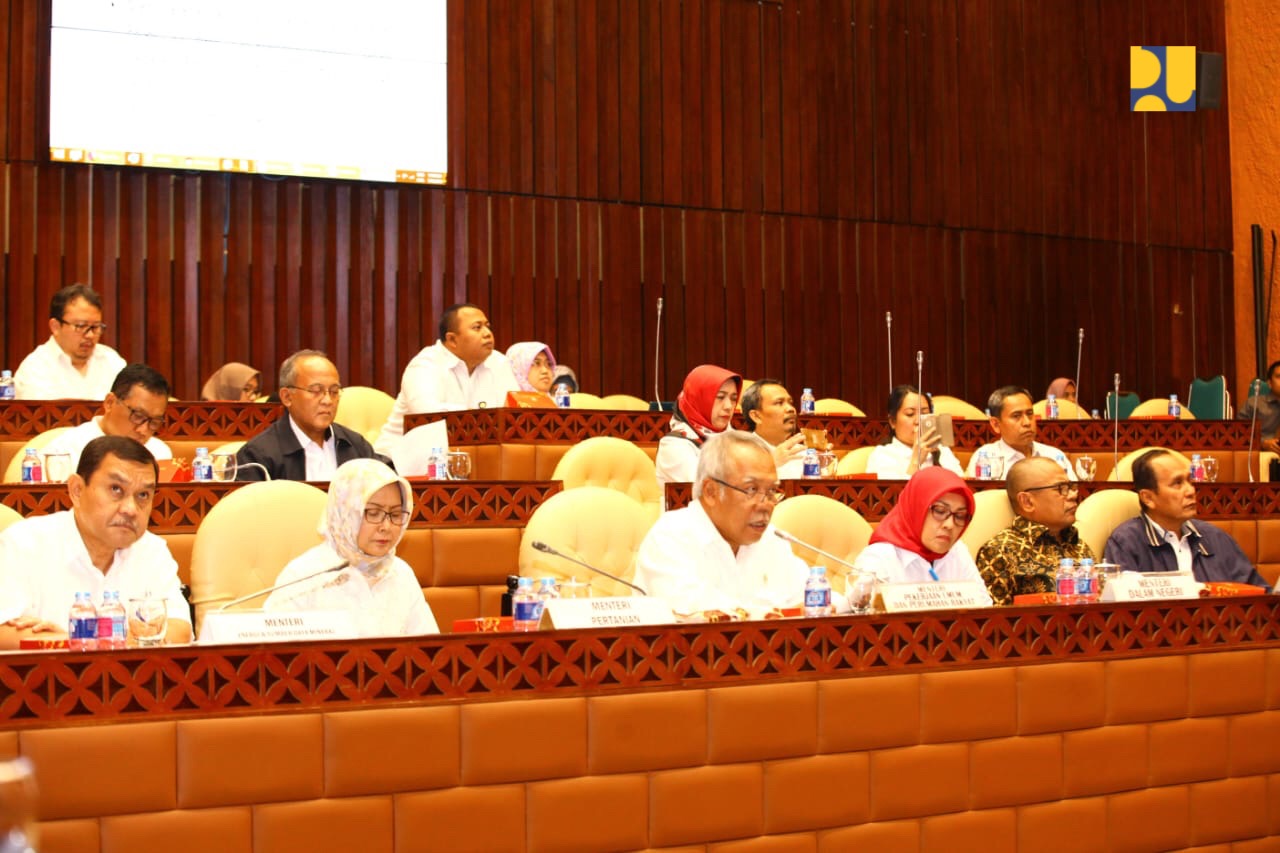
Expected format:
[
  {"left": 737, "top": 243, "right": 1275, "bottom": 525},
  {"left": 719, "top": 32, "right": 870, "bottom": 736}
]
[
  {"left": 846, "top": 571, "right": 877, "bottom": 615},
  {"left": 211, "top": 452, "right": 238, "bottom": 482},
  {"left": 1074, "top": 455, "right": 1097, "bottom": 482},
  {"left": 43, "top": 452, "right": 72, "bottom": 484},
  {"left": 128, "top": 597, "right": 168, "bottom": 646},
  {"left": 447, "top": 451, "right": 472, "bottom": 480},
  {"left": 1202, "top": 457, "right": 1219, "bottom": 482}
]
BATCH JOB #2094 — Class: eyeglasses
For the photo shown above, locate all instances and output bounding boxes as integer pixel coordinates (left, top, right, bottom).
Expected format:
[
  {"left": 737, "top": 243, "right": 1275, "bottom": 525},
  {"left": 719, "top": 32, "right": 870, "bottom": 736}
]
[
  {"left": 709, "top": 476, "right": 785, "bottom": 505},
  {"left": 363, "top": 506, "right": 410, "bottom": 526},
  {"left": 285, "top": 384, "right": 342, "bottom": 400},
  {"left": 928, "top": 502, "right": 971, "bottom": 526},
  {"left": 123, "top": 404, "right": 166, "bottom": 432},
  {"left": 1022, "top": 481, "right": 1079, "bottom": 498},
  {"left": 56, "top": 319, "right": 108, "bottom": 336}
]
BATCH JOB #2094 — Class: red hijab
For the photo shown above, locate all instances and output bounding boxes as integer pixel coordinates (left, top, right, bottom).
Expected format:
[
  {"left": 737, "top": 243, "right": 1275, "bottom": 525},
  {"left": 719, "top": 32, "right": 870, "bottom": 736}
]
[
  {"left": 869, "top": 467, "right": 976, "bottom": 563},
  {"left": 676, "top": 365, "right": 742, "bottom": 436}
]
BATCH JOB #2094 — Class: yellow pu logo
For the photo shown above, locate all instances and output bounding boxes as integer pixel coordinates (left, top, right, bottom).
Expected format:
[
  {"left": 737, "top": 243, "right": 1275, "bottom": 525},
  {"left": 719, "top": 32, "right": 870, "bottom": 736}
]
[{"left": 1131, "top": 46, "right": 1196, "bottom": 111}]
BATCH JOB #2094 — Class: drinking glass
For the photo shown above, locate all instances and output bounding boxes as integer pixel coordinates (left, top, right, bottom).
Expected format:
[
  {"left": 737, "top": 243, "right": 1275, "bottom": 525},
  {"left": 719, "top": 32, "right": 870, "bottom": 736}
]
[
  {"left": 1074, "top": 455, "right": 1097, "bottom": 482},
  {"left": 447, "top": 451, "right": 472, "bottom": 480},
  {"left": 818, "top": 450, "right": 837, "bottom": 478},
  {"left": 558, "top": 578, "right": 592, "bottom": 599},
  {"left": 128, "top": 597, "right": 168, "bottom": 646},
  {"left": 1202, "top": 457, "right": 1219, "bottom": 482},
  {"left": 211, "top": 452, "right": 238, "bottom": 482},
  {"left": 846, "top": 571, "right": 877, "bottom": 615},
  {"left": 987, "top": 455, "right": 1006, "bottom": 480},
  {"left": 43, "top": 452, "right": 72, "bottom": 484}
]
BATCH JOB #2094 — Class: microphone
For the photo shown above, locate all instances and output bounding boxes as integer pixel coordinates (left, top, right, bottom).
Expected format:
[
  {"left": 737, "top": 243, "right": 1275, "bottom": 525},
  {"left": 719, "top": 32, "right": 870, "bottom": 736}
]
[
  {"left": 885, "top": 312, "right": 893, "bottom": 390},
  {"left": 236, "top": 462, "right": 272, "bottom": 481},
  {"left": 1247, "top": 377, "right": 1262, "bottom": 483},
  {"left": 1113, "top": 373, "right": 1121, "bottom": 473},
  {"left": 531, "top": 540, "right": 648, "bottom": 595},
  {"left": 218, "top": 561, "right": 349, "bottom": 610},
  {"left": 774, "top": 529, "right": 866, "bottom": 576},
  {"left": 653, "top": 297, "right": 664, "bottom": 406},
  {"left": 1074, "top": 328, "right": 1084, "bottom": 419},
  {"left": 915, "top": 350, "right": 939, "bottom": 466}
]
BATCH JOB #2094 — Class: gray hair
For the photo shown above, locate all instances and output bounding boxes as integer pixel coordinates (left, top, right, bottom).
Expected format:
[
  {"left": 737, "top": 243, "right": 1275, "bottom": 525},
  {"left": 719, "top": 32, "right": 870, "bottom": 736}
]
[
  {"left": 279, "top": 349, "right": 331, "bottom": 389},
  {"left": 693, "top": 429, "right": 774, "bottom": 499},
  {"left": 987, "top": 385, "right": 1032, "bottom": 417}
]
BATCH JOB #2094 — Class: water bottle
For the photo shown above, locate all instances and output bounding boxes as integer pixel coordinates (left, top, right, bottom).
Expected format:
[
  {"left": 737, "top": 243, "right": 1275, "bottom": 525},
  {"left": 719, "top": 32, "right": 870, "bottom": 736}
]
[
  {"left": 1055, "top": 558, "right": 1076, "bottom": 605},
  {"left": 1168, "top": 394, "right": 1180, "bottom": 417},
  {"left": 1090, "top": 409, "right": 1100, "bottom": 419},
  {"left": 802, "top": 447, "right": 820, "bottom": 479},
  {"left": 427, "top": 447, "right": 448, "bottom": 480},
  {"left": 1077, "top": 558, "right": 1097, "bottom": 604},
  {"left": 537, "top": 578, "right": 559, "bottom": 619},
  {"left": 67, "top": 592, "right": 97, "bottom": 651},
  {"left": 97, "top": 590, "right": 127, "bottom": 650},
  {"left": 0, "top": 369, "right": 14, "bottom": 399},
  {"left": 512, "top": 577, "right": 540, "bottom": 631},
  {"left": 192, "top": 447, "right": 213, "bottom": 481},
  {"left": 552, "top": 382, "right": 572, "bottom": 408},
  {"left": 20, "top": 449, "right": 42, "bottom": 483},
  {"left": 1046, "top": 394, "right": 1059, "bottom": 419},
  {"left": 1189, "top": 454, "right": 1205, "bottom": 483},
  {"left": 800, "top": 388, "right": 815, "bottom": 414},
  {"left": 974, "top": 449, "right": 992, "bottom": 481},
  {"left": 803, "top": 567, "right": 832, "bottom": 617}
]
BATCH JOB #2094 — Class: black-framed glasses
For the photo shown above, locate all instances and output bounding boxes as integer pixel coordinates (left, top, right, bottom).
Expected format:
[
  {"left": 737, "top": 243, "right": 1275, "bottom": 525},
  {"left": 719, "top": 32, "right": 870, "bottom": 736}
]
[
  {"left": 709, "top": 476, "right": 784, "bottom": 505},
  {"left": 928, "top": 502, "right": 971, "bottom": 526},
  {"left": 285, "top": 384, "right": 342, "bottom": 400},
  {"left": 124, "top": 404, "right": 166, "bottom": 432},
  {"left": 363, "top": 506, "right": 410, "bottom": 526},
  {"left": 56, "top": 319, "right": 108, "bottom": 336},
  {"left": 1022, "top": 481, "right": 1079, "bottom": 498}
]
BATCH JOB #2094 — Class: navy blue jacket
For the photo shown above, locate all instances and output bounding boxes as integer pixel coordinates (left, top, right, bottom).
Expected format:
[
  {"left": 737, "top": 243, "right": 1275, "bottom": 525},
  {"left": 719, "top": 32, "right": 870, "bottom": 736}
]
[
  {"left": 235, "top": 415, "right": 391, "bottom": 481},
  {"left": 1103, "top": 513, "right": 1272, "bottom": 591}
]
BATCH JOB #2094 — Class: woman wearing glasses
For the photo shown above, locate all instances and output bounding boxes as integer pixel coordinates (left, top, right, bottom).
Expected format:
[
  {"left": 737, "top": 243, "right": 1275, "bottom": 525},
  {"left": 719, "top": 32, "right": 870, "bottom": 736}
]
[
  {"left": 656, "top": 365, "right": 743, "bottom": 497},
  {"left": 264, "top": 459, "right": 439, "bottom": 637},
  {"left": 200, "top": 362, "right": 262, "bottom": 402},
  {"left": 852, "top": 468, "right": 993, "bottom": 603}
]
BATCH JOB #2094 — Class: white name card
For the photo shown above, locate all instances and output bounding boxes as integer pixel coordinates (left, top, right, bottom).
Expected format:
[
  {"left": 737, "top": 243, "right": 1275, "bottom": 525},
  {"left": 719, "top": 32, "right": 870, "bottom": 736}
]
[
  {"left": 879, "top": 580, "right": 993, "bottom": 613},
  {"left": 1100, "top": 572, "right": 1203, "bottom": 602},
  {"left": 539, "top": 597, "right": 675, "bottom": 630},
  {"left": 199, "top": 610, "right": 358, "bottom": 645}
]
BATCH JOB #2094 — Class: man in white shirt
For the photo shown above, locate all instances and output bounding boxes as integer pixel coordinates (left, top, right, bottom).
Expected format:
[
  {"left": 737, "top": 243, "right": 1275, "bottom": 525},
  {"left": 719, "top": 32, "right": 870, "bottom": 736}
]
[
  {"left": 14, "top": 284, "right": 127, "bottom": 400},
  {"left": 964, "top": 385, "right": 1075, "bottom": 480},
  {"left": 236, "top": 350, "right": 389, "bottom": 481},
  {"left": 0, "top": 436, "right": 193, "bottom": 648},
  {"left": 739, "top": 379, "right": 808, "bottom": 478},
  {"left": 374, "top": 304, "right": 518, "bottom": 455},
  {"left": 42, "top": 364, "right": 174, "bottom": 470},
  {"left": 633, "top": 430, "right": 812, "bottom": 621}
]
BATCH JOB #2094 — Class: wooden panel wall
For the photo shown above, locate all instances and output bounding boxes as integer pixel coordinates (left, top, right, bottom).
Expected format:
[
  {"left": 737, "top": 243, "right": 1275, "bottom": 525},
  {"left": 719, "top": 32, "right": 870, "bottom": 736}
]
[{"left": 0, "top": 0, "right": 1234, "bottom": 411}]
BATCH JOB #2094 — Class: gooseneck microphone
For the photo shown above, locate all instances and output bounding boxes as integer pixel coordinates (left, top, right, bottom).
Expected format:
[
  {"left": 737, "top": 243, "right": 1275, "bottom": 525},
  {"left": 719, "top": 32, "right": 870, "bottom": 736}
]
[
  {"left": 774, "top": 529, "right": 865, "bottom": 576},
  {"left": 218, "top": 561, "right": 349, "bottom": 610},
  {"left": 1074, "top": 328, "right": 1084, "bottom": 419},
  {"left": 1113, "top": 373, "right": 1121, "bottom": 473},
  {"left": 653, "top": 297, "right": 664, "bottom": 406},
  {"left": 1247, "top": 377, "right": 1262, "bottom": 483},
  {"left": 916, "top": 350, "right": 939, "bottom": 466},
  {"left": 531, "top": 541, "right": 648, "bottom": 595},
  {"left": 885, "top": 312, "right": 893, "bottom": 390}
]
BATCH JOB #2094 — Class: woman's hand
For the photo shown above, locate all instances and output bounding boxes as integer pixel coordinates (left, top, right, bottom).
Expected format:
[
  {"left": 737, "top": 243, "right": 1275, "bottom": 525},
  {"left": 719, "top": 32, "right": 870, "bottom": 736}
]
[{"left": 908, "top": 421, "right": 943, "bottom": 473}]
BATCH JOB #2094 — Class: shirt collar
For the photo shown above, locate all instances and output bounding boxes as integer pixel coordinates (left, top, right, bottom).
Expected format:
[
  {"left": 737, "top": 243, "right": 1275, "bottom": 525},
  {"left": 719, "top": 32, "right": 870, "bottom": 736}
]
[
  {"left": 287, "top": 415, "right": 333, "bottom": 450},
  {"left": 44, "top": 336, "right": 95, "bottom": 369},
  {"left": 1140, "top": 513, "right": 1209, "bottom": 553},
  {"left": 1011, "top": 514, "right": 1080, "bottom": 545},
  {"left": 65, "top": 507, "right": 129, "bottom": 574}
]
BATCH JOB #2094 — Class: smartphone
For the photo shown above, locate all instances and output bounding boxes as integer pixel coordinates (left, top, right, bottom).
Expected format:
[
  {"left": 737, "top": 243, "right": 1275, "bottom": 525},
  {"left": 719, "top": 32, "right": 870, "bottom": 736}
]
[{"left": 919, "top": 413, "right": 955, "bottom": 447}]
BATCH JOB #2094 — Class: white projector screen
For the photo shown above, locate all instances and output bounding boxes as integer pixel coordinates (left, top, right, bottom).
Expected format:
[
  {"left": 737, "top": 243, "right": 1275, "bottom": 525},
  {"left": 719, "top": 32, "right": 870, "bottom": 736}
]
[{"left": 49, "top": 0, "right": 448, "bottom": 185}]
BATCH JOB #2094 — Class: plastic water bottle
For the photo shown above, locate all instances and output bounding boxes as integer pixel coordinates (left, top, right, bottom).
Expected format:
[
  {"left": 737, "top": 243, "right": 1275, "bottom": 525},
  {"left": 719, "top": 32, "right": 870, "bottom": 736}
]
[
  {"left": 1055, "top": 558, "right": 1076, "bottom": 605},
  {"left": 20, "top": 449, "right": 42, "bottom": 483},
  {"left": 552, "top": 382, "right": 572, "bottom": 408},
  {"left": 537, "top": 578, "right": 559, "bottom": 619},
  {"left": 974, "top": 449, "right": 992, "bottom": 481},
  {"left": 802, "top": 447, "right": 820, "bottom": 479},
  {"left": 1046, "top": 394, "right": 1059, "bottom": 419},
  {"left": 512, "top": 577, "right": 540, "bottom": 631},
  {"left": 192, "top": 447, "right": 213, "bottom": 481},
  {"left": 1168, "top": 394, "right": 1180, "bottom": 417},
  {"left": 67, "top": 592, "right": 98, "bottom": 651},
  {"left": 1090, "top": 409, "right": 1100, "bottom": 419},
  {"left": 0, "top": 369, "right": 14, "bottom": 399},
  {"left": 1189, "top": 454, "right": 1206, "bottom": 483},
  {"left": 427, "top": 447, "right": 448, "bottom": 480},
  {"left": 1077, "top": 558, "right": 1097, "bottom": 604},
  {"left": 96, "top": 590, "right": 127, "bottom": 650},
  {"left": 800, "top": 388, "right": 815, "bottom": 414},
  {"left": 803, "top": 567, "right": 832, "bottom": 617}
]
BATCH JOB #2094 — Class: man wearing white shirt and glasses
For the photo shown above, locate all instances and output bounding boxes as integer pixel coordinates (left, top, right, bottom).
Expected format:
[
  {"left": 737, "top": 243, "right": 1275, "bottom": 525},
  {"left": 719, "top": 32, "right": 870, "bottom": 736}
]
[{"left": 14, "top": 284, "right": 127, "bottom": 400}]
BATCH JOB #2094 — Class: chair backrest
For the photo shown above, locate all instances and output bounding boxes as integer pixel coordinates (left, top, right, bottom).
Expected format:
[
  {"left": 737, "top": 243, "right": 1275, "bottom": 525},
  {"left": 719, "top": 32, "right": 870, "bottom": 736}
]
[
  {"left": 1187, "top": 376, "right": 1229, "bottom": 420},
  {"left": 835, "top": 446, "right": 876, "bottom": 476},
  {"left": 1107, "top": 447, "right": 1192, "bottom": 481},
  {"left": 0, "top": 503, "right": 23, "bottom": 534},
  {"left": 334, "top": 386, "right": 396, "bottom": 444},
  {"left": 567, "top": 392, "right": 608, "bottom": 409},
  {"left": 3, "top": 428, "right": 74, "bottom": 483},
  {"left": 599, "top": 394, "right": 651, "bottom": 411},
  {"left": 188, "top": 479, "right": 328, "bottom": 634},
  {"left": 1074, "top": 489, "right": 1142, "bottom": 557},
  {"left": 814, "top": 398, "right": 865, "bottom": 416},
  {"left": 960, "top": 488, "right": 1016, "bottom": 560},
  {"left": 551, "top": 437, "right": 662, "bottom": 513},
  {"left": 770, "top": 495, "right": 872, "bottom": 594},
  {"left": 1129, "top": 398, "right": 1195, "bottom": 420},
  {"left": 212, "top": 440, "right": 246, "bottom": 456},
  {"left": 517, "top": 486, "right": 656, "bottom": 597},
  {"left": 1033, "top": 399, "right": 1091, "bottom": 419},
  {"left": 1105, "top": 391, "right": 1141, "bottom": 419},
  {"left": 929, "top": 395, "right": 986, "bottom": 420}
]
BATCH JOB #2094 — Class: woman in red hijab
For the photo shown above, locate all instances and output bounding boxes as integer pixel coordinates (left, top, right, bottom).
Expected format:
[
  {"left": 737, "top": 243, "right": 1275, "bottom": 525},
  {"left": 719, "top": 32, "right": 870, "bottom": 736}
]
[
  {"left": 655, "top": 364, "right": 742, "bottom": 495},
  {"left": 852, "top": 467, "right": 993, "bottom": 602}
]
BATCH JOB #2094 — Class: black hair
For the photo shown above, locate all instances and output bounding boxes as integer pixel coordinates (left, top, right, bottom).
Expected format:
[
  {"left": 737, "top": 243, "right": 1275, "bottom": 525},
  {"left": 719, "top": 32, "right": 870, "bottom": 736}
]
[
  {"left": 1131, "top": 448, "right": 1170, "bottom": 496},
  {"left": 739, "top": 379, "right": 784, "bottom": 432},
  {"left": 438, "top": 303, "right": 483, "bottom": 342},
  {"left": 50, "top": 284, "right": 103, "bottom": 320},
  {"left": 987, "top": 385, "right": 1033, "bottom": 417},
  {"left": 76, "top": 435, "right": 159, "bottom": 482},
  {"left": 110, "top": 364, "right": 170, "bottom": 400}
]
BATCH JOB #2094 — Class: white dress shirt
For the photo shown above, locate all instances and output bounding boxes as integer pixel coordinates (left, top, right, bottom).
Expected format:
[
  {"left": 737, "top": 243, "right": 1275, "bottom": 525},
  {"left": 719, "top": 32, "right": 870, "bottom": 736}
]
[
  {"left": 865, "top": 438, "right": 965, "bottom": 479},
  {"left": 264, "top": 544, "right": 440, "bottom": 638},
  {"left": 963, "top": 439, "right": 1076, "bottom": 480},
  {"left": 853, "top": 541, "right": 994, "bottom": 605},
  {"left": 1143, "top": 518, "right": 1195, "bottom": 574},
  {"left": 632, "top": 500, "right": 811, "bottom": 619},
  {"left": 374, "top": 341, "right": 519, "bottom": 455},
  {"left": 42, "top": 417, "right": 173, "bottom": 470},
  {"left": 287, "top": 416, "right": 338, "bottom": 481},
  {"left": 655, "top": 434, "right": 701, "bottom": 494},
  {"left": 14, "top": 337, "right": 126, "bottom": 400},
  {"left": 0, "top": 510, "right": 191, "bottom": 627}
]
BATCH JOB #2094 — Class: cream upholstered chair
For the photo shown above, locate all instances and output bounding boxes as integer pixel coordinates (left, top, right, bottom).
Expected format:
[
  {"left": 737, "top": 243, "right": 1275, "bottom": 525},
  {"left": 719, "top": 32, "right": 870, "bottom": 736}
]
[
  {"left": 334, "top": 385, "right": 396, "bottom": 444},
  {"left": 1129, "top": 398, "right": 1195, "bottom": 420},
  {"left": 0, "top": 503, "right": 23, "bottom": 533},
  {"left": 960, "top": 488, "right": 1016, "bottom": 561},
  {"left": 1074, "top": 489, "right": 1142, "bottom": 557},
  {"left": 770, "top": 495, "right": 872, "bottom": 595},
  {"left": 600, "top": 394, "right": 650, "bottom": 411},
  {"left": 835, "top": 446, "right": 876, "bottom": 476},
  {"left": 551, "top": 437, "right": 661, "bottom": 517},
  {"left": 1033, "top": 399, "right": 1091, "bottom": 419},
  {"left": 3, "top": 428, "right": 73, "bottom": 483},
  {"left": 930, "top": 395, "right": 986, "bottom": 420},
  {"left": 1107, "top": 447, "right": 1192, "bottom": 481},
  {"left": 518, "top": 486, "right": 656, "bottom": 597},
  {"left": 188, "top": 479, "right": 328, "bottom": 634},
  {"left": 814, "top": 398, "right": 865, "bottom": 416},
  {"left": 212, "top": 440, "right": 245, "bottom": 456},
  {"left": 567, "top": 392, "right": 607, "bottom": 409}
]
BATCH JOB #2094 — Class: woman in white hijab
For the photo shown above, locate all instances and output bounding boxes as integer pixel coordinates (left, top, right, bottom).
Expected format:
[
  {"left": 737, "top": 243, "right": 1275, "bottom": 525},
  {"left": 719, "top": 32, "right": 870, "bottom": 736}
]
[{"left": 265, "top": 459, "right": 439, "bottom": 637}]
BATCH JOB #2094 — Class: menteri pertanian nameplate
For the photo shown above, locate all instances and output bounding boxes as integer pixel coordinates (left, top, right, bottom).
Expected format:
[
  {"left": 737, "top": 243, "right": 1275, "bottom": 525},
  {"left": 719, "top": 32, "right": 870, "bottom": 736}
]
[
  {"left": 199, "top": 610, "right": 358, "bottom": 644},
  {"left": 878, "top": 580, "right": 993, "bottom": 613},
  {"left": 539, "top": 597, "right": 675, "bottom": 630}
]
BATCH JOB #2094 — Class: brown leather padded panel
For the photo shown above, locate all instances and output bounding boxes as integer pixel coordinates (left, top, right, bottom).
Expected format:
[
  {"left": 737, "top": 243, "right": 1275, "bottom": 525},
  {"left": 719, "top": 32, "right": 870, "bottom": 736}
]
[
  {"left": 588, "top": 690, "right": 708, "bottom": 774},
  {"left": 868, "top": 744, "right": 970, "bottom": 821},
  {"left": 324, "top": 706, "right": 460, "bottom": 797},
  {"left": 254, "top": 797, "right": 393, "bottom": 853},
  {"left": 526, "top": 774, "right": 650, "bottom": 853},
  {"left": 176, "top": 715, "right": 323, "bottom": 808},
  {"left": 535, "top": 444, "right": 572, "bottom": 480},
  {"left": 919, "top": 668, "right": 1017, "bottom": 742},
  {"left": 431, "top": 528, "right": 521, "bottom": 586},
  {"left": 1106, "top": 786, "right": 1191, "bottom": 852},
  {"left": 648, "top": 763, "right": 764, "bottom": 846},
  {"left": 707, "top": 682, "right": 818, "bottom": 763},
  {"left": 1147, "top": 718, "right": 1230, "bottom": 785},
  {"left": 1104, "top": 655, "right": 1189, "bottom": 723},
  {"left": 21, "top": 721, "right": 176, "bottom": 818},
  {"left": 460, "top": 697, "right": 587, "bottom": 785},
  {"left": 396, "top": 529, "right": 434, "bottom": 586},
  {"left": 1062, "top": 724, "right": 1149, "bottom": 797},
  {"left": 817, "top": 819, "right": 920, "bottom": 851},
  {"left": 423, "top": 586, "right": 479, "bottom": 632},
  {"left": 707, "top": 834, "right": 817, "bottom": 852},
  {"left": 970, "top": 735, "right": 1064, "bottom": 809},
  {"left": 33, "top": 819, "right": 100, "bottom": 853},
  {"left": 919, "top": 808, "right": 1017, "bottom": 852},
  {"left": 1016, "top": 661, "right": 1105, "bottom": 734},
  {"left": 499, "top": 444, "right": 536, "bottom": 480},
  {"left": 394, "top": 785, "right": 526, "bottom": 852},
  {"left": 762, "top": 754, "right": 869, "bottom": 834},
  {"left": 818, "top": 674, "right": 921, "bottom": 753},
  {"left": 1187, "top": 650, "right": 1268, "bottom": 716},
  {"left": 1016, "top": 797, "right": 1108, "bottom": 853},
  {"left": 1230, "top": 712, "right": 1280, "bottom": 776},
  {"left": 101, "top": 807, "right": 252, "bottom": 853},
  {"left": 0, "top": 731, "right": 16, "bottom": 760},
  {"left": 1189, "top": 777, "right": 1271, "bottom": 846}
]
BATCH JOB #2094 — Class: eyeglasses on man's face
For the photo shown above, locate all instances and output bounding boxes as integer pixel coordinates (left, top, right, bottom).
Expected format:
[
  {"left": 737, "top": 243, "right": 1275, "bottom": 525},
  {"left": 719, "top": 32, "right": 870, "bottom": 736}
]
[
  {"left": 927, "top": 502, "right": 971, "bottom": 526},
  {"left": 285, "top": 384, "right": 343, "bottom": 400},
  {"left": 57, "top": 319, "right": 108, "bottom": 336},
  {"left": 363, "top": 507, "right": 410, "bottom": 526},
  {"left": 124, "top": 404, "right": 166, "bottom": 432},
  {"left": 1022, "top": 481, "right": 1079, "bottom": 499},
  {"left": 709, "top": 476, "right": 784, "bottom": 505}
]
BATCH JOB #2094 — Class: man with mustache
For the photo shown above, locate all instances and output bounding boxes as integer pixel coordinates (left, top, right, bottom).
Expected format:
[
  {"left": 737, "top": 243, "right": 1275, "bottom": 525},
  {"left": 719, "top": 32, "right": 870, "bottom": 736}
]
[
  {"left": 236, "top": 350, "right": 389, "bottom": 481},
  {"left": 0, "top": 436, "right": 192, "bottom": 648},
  {"left": 1104, "top": 449, "right": 1271, "bottom": 589},
  {"left": 964, "top": 385, "right": 1074, "bottom": 479},
  {"left": 739, "top": 379, "right": 808, "bottom": 478}
]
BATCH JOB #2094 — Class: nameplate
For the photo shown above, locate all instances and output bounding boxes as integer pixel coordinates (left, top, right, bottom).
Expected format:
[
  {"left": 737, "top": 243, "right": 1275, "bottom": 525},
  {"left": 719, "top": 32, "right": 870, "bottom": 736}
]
[
  {"left": 1100, "top": 572, "right": 1203, "bottom": 602},
  {"left": 199, "top": 610, "right": 358, "bottom": 644},
  {"left": 539, "top": 597, "right": 675, "bottom": 630},
  {"left": 879, "top": 580, "right": 992, "bottom": 612}
]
